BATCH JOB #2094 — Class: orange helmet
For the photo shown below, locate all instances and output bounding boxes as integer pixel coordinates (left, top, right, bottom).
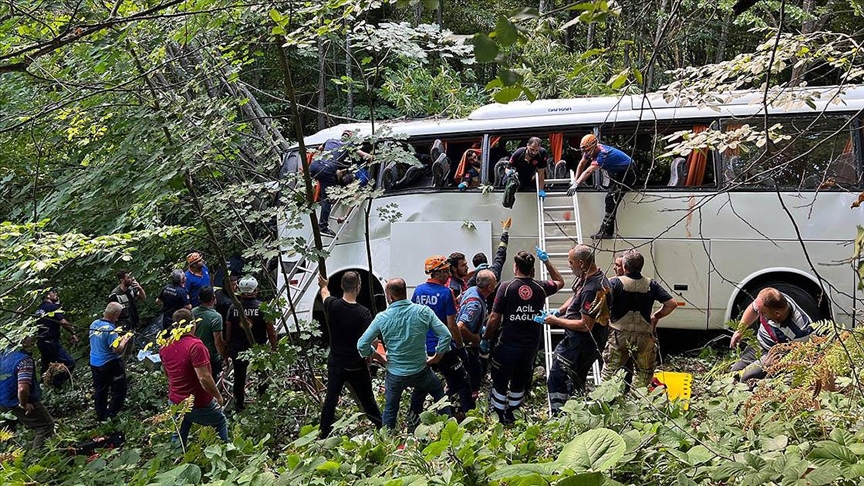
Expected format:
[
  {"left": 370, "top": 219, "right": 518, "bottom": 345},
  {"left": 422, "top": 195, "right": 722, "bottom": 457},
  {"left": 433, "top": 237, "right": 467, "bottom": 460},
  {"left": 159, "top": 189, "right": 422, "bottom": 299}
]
[
  {"left": 580, "top": 134, "right": 598, "bottom": 152},
  {"left": 424, "top": 255, "right": 449, "bottom": 274},
  {"left": 186, "top": 252, "right": 204, "bottom": 265}
]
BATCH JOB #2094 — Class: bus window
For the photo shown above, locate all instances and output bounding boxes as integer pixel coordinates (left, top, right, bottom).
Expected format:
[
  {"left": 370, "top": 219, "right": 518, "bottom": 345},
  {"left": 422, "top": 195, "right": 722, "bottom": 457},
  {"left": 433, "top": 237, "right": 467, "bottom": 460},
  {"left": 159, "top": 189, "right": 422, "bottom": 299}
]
[
  {"left": 599, "top": 122, "right": 717, "bottom": 189},
  {"left": 722, "top": 116, "right": 860, "bottom": 190},
  {"left": 382, "top": 137, "right": 485, "bottom": 192}
]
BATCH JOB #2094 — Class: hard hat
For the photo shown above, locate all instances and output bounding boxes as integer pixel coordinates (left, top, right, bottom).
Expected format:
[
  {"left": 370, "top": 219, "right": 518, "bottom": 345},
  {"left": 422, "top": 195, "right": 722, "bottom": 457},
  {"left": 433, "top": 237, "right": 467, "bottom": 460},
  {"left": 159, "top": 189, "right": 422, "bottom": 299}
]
[
  {"left": 238, "top": 276, "right": 258, "bottom": 294},
  {"left": 580, "top": 134, "right": 598, "bottom": 151},
  {"left": 186, "top": 252, "right": 204, "bottom": 265},
  {"left": 424, "top": 255, "right": 449, "bottom": 274}
]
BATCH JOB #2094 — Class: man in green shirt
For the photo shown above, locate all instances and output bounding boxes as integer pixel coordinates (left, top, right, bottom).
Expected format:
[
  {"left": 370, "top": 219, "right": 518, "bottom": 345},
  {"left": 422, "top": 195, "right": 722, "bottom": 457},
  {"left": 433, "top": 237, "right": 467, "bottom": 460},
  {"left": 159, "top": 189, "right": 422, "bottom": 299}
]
[{"left": 192, "top": 286, "right": 228, "bottom": 380}]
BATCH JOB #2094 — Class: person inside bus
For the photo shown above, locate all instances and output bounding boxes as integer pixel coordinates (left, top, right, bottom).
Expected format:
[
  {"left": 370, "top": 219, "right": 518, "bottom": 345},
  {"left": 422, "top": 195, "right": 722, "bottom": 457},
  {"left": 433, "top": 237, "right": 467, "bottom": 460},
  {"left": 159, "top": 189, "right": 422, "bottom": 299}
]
[
  {"left": 456, "top": 150, "right": 482, "bottom": 191},
  {"left": 728, "top": 287, "right": 814, "bottom": 381},
  {"left": 310, "top": 130, "right": 372, "bottom": 237},
  {"left": 568, "top": 134, "right": 637, "bottom": 239},
  {"left": 506, "top": 137, "right": 549, "bottom": 197}
]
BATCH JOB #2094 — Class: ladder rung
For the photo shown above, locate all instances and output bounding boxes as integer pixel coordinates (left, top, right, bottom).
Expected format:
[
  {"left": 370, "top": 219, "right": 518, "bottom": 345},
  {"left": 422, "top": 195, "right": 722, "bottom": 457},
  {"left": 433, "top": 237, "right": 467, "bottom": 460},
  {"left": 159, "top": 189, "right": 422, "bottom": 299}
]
[
  {"left": 546, "top": 252, "right": 569, "bottom": 257},
  {"left": 544, "top": 220, "right": 577, "bottom": 225},
  {"left": 543, "top": 205, "right": 573, "bottom": 211},
  {"left": 544, "top": 235, "right": 577, "bottom": 241},
  {"left": 545, "top": 178, "right": 572, "bottom": 183}
]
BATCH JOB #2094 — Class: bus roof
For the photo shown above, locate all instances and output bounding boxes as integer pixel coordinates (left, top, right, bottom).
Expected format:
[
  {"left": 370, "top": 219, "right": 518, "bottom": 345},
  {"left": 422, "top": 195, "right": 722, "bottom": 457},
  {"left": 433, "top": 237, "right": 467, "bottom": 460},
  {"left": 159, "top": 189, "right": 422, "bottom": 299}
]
[{"left": 299, "top": 85, "right": 864, "bottom": 147}]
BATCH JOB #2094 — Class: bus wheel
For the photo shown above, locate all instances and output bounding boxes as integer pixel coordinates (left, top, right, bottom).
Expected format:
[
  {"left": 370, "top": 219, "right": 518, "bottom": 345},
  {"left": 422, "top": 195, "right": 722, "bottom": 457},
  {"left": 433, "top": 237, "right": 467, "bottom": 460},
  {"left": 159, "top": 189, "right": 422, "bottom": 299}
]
[{"left": 736, "top": 281, "right": 824, "bottom": 322}]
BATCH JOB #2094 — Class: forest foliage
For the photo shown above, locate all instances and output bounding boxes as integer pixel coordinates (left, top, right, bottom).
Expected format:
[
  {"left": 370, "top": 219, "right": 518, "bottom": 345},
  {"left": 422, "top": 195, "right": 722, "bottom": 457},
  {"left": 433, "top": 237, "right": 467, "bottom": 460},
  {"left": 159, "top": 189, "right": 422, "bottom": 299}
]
[{"left": 3, "top": 0, "right": 864, "bottom": 484}]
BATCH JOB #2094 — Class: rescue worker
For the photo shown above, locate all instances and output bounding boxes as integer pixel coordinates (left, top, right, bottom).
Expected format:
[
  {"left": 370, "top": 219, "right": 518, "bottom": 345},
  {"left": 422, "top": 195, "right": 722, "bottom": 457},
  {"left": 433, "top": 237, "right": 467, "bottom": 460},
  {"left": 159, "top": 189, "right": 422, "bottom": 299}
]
[
  {"left": 482, "top": 248, "right": 565, "bottom": 424},
  {"left": 568, "top": 134, "right": 637, "bottom": 239},
  {"left": 600, "top": 249, "right": 678, "bottom": 390},
  {"left": 503, "top": 138, "right": 549, "bottom": 207},
  {"left": 729, "top": 287, "right": 814, "bottom": 381},
  {"left": 456, "top": 269, "right": 497, "bottom": 400},
  {"left": 544, "top": 245, "right": 610, "bottom": 414},
  {"left": 447, "top": 252, "right": 469, "bottom": 300},
  {"left": 310, "top": 130, "right": 372, "bottom": 237},
  {"left": 34, "top": 287, "right": 77, "bottom": 386},
  {"left": 410, "top": 256, "right": 473, "bottom": 418}
]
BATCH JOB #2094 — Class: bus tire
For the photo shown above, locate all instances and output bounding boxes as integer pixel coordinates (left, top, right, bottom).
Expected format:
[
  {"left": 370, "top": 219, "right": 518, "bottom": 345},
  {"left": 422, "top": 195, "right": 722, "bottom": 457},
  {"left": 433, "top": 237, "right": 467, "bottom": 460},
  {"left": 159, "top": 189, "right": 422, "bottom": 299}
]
[{"left": 737, "top": 280, "right": 824, "bottom": 322}]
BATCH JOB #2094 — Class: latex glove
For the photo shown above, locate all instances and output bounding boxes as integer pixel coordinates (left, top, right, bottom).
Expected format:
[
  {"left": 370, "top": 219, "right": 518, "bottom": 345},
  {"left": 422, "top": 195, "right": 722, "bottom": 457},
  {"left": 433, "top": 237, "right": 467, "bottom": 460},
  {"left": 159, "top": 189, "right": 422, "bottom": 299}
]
[
  {"left": 501, "top": 217, "right": 512, "bottom": 232},
  {"left": 458, "top": 182, "right": 467, "bottom": 191},
  {"left": 567, "top": 183, "right": 579, "bottom": 196},
  {"left": 538, "top": 189, "right": 546, "bottom": 201},
  {"left": 549, "top": 309, "right": 560, "bottom": 318},
  {"left": 535, "top": 245, "right": 549, "bottom": 262},
  {"left": 504, "top": 168, "right": 515, "bottom": 177},
  {"left": 533, "top": 310, "right": 549, "bottom": 324},
  {"left": 479, "top": 339, "right": 490, "bottom": 355}
]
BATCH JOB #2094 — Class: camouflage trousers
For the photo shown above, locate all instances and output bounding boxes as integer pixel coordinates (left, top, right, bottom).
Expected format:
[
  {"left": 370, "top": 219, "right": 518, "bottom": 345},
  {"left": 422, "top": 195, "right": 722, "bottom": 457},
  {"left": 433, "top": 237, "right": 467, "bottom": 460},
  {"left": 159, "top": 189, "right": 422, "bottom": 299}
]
[{"left": 601, "top": 327, "right": 657, "bottom": 389}]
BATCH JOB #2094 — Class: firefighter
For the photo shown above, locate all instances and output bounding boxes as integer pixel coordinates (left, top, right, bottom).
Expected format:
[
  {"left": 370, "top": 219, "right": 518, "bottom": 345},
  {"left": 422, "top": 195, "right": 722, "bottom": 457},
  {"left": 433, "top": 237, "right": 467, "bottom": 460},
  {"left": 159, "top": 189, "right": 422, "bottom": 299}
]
[{"left": 600, "top": 249, "right": 678, "bottom": 390}]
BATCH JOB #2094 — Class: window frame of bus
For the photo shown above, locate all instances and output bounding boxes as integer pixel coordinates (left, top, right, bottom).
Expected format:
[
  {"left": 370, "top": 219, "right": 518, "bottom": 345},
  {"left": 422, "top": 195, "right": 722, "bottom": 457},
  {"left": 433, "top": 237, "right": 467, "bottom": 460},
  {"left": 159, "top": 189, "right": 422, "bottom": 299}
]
[
  {"left": 719, "top": 114, "right": 863, "bottom": 191},
  {"left": 378, "top": 134, "right": 491, "bottom": 193},
  {"left": 596, "top": 120, "right": 720, "bottom": 190}
]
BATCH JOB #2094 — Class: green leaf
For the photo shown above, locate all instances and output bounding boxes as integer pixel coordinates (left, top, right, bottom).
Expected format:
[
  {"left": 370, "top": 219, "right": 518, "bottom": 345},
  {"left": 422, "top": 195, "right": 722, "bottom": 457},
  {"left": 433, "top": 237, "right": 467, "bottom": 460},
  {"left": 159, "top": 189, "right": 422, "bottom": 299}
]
[
  {"left": 268, "top": 9, "right": 282, "bottom": 24},
  {"left": 804, "top": 465, "right": 842, "bottom": 485},
  {"left": 494, "top": 87, "right": 522, "bottom": 104},
  {"left": 423, "top": 440, "right": 448, "bottom": 459},
  {"left": 675, "top": 472, "right": 698, "bottom": 486},
  {"left": 315, "top": 460, "right": 340, "bottom": 473},
  {"left": 810, "top": 442, "right": 857, "bottom": 467},
  {"left": 494, "top": 16, "right": 518, "bottom": 47},
  {"left": 488, "top": 462, "right": 557, "bottom": 480},
  {"left": 498, "top": 68, "right": 523, "bottom": 87},
  {"left": 556, "top": 428, "right": 626, "bottom": 471},
  {"left": 555, "top": 472, "right": 604, "bottom": 485},
  {"left": 473, "top": 33, "right": 499, "bottom": 63}
]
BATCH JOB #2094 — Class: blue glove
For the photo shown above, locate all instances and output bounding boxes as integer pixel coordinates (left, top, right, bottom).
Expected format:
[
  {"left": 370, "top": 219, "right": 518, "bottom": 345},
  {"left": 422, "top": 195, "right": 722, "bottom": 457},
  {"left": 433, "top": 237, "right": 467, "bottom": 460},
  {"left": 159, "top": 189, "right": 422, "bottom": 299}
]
[
  {"left": 479, "top": 339, "right": 490, "bottom": 354},
  {"left": 480, "top": 325, "right": 486, "bottom": 337},
  {"left": 535, "top": 245, "right": 549, "bottom": 262},
  {"left": 538, "top": 189, "right": 546, "bottom": 200},
  {"left": 458, "top": 182, "right": 467, "bottom": 191},
  {"left": 533, "top": 310, "right": 549, "bottom": 324},
  {"left": 549, "top": 309, "right": 560, "bottom": 318}
]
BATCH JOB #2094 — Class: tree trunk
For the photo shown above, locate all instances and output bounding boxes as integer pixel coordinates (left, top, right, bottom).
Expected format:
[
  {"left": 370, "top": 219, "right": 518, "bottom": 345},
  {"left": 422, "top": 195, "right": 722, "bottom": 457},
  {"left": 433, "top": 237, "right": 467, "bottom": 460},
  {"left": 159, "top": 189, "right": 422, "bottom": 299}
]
[
  {"left": 436, "top": 0, "right": 443, "bottom": 27},
  {"left": 346, "top": 32, "right": 354, "bottom": 118},
  {"left": 317, "top": 37, "right": 327, "bottom": 130},
  {"left": 646, "top": 0, "right": 669, "bottom": 91},
  {"left": 789, "top": 0, "right": 816, "bottom": 86}
]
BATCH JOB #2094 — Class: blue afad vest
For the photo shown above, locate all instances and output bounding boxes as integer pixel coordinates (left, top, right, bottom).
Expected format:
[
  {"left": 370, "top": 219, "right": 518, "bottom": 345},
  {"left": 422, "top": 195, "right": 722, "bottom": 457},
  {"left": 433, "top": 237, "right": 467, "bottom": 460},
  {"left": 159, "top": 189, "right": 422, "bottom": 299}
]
[{"left": 0, "top": 350, "right": 41, "bottom": 408}]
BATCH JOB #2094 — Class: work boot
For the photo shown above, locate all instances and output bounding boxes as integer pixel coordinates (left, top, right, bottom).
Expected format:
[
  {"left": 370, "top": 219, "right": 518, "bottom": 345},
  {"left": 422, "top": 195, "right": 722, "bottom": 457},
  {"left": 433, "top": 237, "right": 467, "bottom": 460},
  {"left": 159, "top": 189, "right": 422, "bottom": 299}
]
[
  {"left": 319, "top": 227, "right": 336, "bottom": 237},
  {"left": 495, "top": 408, "right": 515, "bottom": 425},
  {"left": 591, "top": 213, "right": 615, "bottom": 239}
]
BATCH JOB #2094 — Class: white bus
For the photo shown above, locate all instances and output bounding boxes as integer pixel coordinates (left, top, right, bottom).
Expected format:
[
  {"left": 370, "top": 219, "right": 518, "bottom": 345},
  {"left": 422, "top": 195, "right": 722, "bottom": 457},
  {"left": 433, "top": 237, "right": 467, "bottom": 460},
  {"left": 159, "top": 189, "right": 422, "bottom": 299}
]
[{"left": 278, "top": 85, "right": 864, "bottom": 334}]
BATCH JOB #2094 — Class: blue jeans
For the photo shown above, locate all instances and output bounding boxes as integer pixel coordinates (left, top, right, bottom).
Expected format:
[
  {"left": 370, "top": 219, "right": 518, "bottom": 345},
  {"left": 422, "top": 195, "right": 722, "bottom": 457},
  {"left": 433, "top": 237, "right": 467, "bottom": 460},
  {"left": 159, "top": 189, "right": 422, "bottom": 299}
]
[
  {"left": 173, "top": 399, "right": 229, "bottom": 446},
  {"left": 383, "top": 367, "right": 448, "bottom": 429}
]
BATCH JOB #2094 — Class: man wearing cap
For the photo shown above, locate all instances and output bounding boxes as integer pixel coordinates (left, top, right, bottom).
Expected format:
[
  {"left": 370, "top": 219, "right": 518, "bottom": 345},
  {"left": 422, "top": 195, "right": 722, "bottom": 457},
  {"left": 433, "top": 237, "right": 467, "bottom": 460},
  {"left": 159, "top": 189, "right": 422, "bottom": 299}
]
[
  {"left": 34, "top": 287, "right": 77, "bottom": 386},
  {"left": 107, "top": 269, "right": 147, "bottom": 331},
  {"left": 410, "top": 255, "right": 474, "bottom": 418},
  {"left": 224, "top": 276, "right": 277, "bottom": 412},
  {"left": 569, "top": 134, "right": 637, "bottom": 239},
  {"left": 357, "top": 278, "right": 452, "bottom": 428},
  {"left": 156, "top": 269, "right": 192, "bottom": 330},
  {"left": 185, "top": 252, "right": 211, "bottom": 308},
  {"left": 0, "top": 335, "right": 55, "bottom": 449}
]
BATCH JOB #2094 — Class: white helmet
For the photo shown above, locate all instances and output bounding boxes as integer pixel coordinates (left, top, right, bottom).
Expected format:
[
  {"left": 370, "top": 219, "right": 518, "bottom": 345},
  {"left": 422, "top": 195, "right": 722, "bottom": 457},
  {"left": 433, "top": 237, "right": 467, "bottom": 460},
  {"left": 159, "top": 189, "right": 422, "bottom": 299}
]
[{"left": 238, "top": 276, "right": 258, "bottom": 294}]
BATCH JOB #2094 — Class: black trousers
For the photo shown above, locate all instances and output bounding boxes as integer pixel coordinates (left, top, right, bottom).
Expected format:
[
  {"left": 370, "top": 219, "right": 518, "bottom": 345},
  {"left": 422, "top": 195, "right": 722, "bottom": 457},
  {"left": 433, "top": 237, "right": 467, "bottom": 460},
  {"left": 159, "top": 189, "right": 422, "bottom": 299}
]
[
  {"left": 605, "top": 165, "right": 639, "bottom": 217},
  {"left": 410, "top": 349, "right": 474, "bottom": 414},
  {"left": 231, "top": 350, "right": 267, "bottom": 411},
  {"left": 463, "top": 347, "right": 486, "bottom": 395},
  {"left": 319, "top": 361, "right": 383, "bottom": 438},
  {"left": 91, "top": 359, "right": 127, "bottom": 421},
  {"left": 37, "top": 338, "right": 76, "bottom": 386}
]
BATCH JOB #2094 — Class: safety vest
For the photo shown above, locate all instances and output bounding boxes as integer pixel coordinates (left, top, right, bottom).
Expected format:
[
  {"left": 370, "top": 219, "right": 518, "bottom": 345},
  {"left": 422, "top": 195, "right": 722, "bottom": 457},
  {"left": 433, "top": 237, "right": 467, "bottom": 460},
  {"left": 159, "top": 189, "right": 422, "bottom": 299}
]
[
  {"left": 0, "top": 350, "right": 41, "bottom": 408},
  {"left": 609, "top": 276, "right": 653, "bottom": 333}
]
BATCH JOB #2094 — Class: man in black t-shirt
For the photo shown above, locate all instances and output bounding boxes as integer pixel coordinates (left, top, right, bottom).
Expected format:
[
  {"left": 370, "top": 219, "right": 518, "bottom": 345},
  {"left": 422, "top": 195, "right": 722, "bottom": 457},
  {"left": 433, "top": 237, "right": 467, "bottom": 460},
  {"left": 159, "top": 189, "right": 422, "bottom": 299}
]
[
  {"left": 107, "top": 269, "right": 147, "bottom": 330},
  {"left": 482, "top": 249, "right": 564, "bottom": 424},
  {"left": 35, "top": 288, "right": 78, "bottom": 385},
  {"left": 225, "top": 276, "right": 277, "bottom": 412},
  {"left": 155, "top": 269, "right": 192, "bottom": 330},
  {"left": 507, "top": 137, "right": 549, "bottom": 192},
  {"left": 316, "top": 272, "right": 383, "bottom": 438},
  {"left": 545, "top": 245, "right": 611, "bottom": 414}
]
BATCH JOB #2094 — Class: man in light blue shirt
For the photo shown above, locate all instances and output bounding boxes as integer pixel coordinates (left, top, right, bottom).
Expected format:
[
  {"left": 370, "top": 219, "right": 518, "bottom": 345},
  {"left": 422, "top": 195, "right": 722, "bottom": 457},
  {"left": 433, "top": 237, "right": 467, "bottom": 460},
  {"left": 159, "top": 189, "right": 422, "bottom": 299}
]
[
  {"left": 357, "top": 278, "right": 451, "bottom": 428},
  {"left": 89, "top": 302, "right": 131, "bottom": 421}
]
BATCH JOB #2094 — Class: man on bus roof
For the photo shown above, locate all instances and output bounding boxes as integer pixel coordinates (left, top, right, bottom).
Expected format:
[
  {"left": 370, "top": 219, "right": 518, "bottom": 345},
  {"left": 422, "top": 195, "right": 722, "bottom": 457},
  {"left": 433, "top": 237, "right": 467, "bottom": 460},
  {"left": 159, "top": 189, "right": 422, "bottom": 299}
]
[
  {"left": 568, "top": 134, "right": 638, "bottom": 239},
  {"left": 310, "top": 130, "right": 372, "bottom": 237},
  {"left": 507, "top": 137, "right": 549, "bottom": 199}
]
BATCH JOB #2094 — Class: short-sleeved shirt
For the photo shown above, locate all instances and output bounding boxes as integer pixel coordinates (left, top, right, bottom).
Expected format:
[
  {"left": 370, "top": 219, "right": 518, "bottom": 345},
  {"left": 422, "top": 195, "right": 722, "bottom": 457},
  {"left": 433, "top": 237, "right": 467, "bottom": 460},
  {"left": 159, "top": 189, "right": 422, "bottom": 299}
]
[
  {"left": 192, "top": 305, "right": 224, "bottom": 363},
  {"left": 609, "top": 274, "right": 673, "bottom": 323},
  {"left": 754, "top": 293, "right": 813, "bottom": 351},
  {"left": 35, "top": 301, "right": 64, "bottom": 340},
  {"left": 89, "top": 318, "right": 120, "bottom": 367},
  {"left": 158, "top": 284, "right": 191, "bottom": 329},
  {"left": 509, "top": 147, "right": 549, "bottom": 190},
  {"left": 159, "top": 334, "right": 213, "bottom": 408},
  {"left": 412, "top": 280, "right": 458, "bottom": 354},
  {"left": 492, "top": 277, "right": 559, "bottom": 349},
  {"left": 185, "top": 266, "right": 211, "bottom": 308},
  {"left": 227, "top": 298, "right": 268, "bottom": 353},
  {"left": 590, "top": 145, "right": 632, "bottom": 173},
  {"left": 324, "top": 296, "right": 373, "bottom": 368},
  {"left": 457, "top": 286, "right": 487, "bottom": 335},
  {"left": 565, "top": 270, "right": 611, "bottom": 348},
  {"left": 108, "top": 286, "right": 140, "bottom": 329}
]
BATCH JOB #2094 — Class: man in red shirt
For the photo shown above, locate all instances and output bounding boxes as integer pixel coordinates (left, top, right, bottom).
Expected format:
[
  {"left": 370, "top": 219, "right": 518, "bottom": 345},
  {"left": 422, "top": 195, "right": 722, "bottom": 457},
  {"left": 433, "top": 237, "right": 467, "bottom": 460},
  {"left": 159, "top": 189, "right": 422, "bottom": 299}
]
[{"left": 159, "top": 308, "right": 228, "bottom": 446}]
